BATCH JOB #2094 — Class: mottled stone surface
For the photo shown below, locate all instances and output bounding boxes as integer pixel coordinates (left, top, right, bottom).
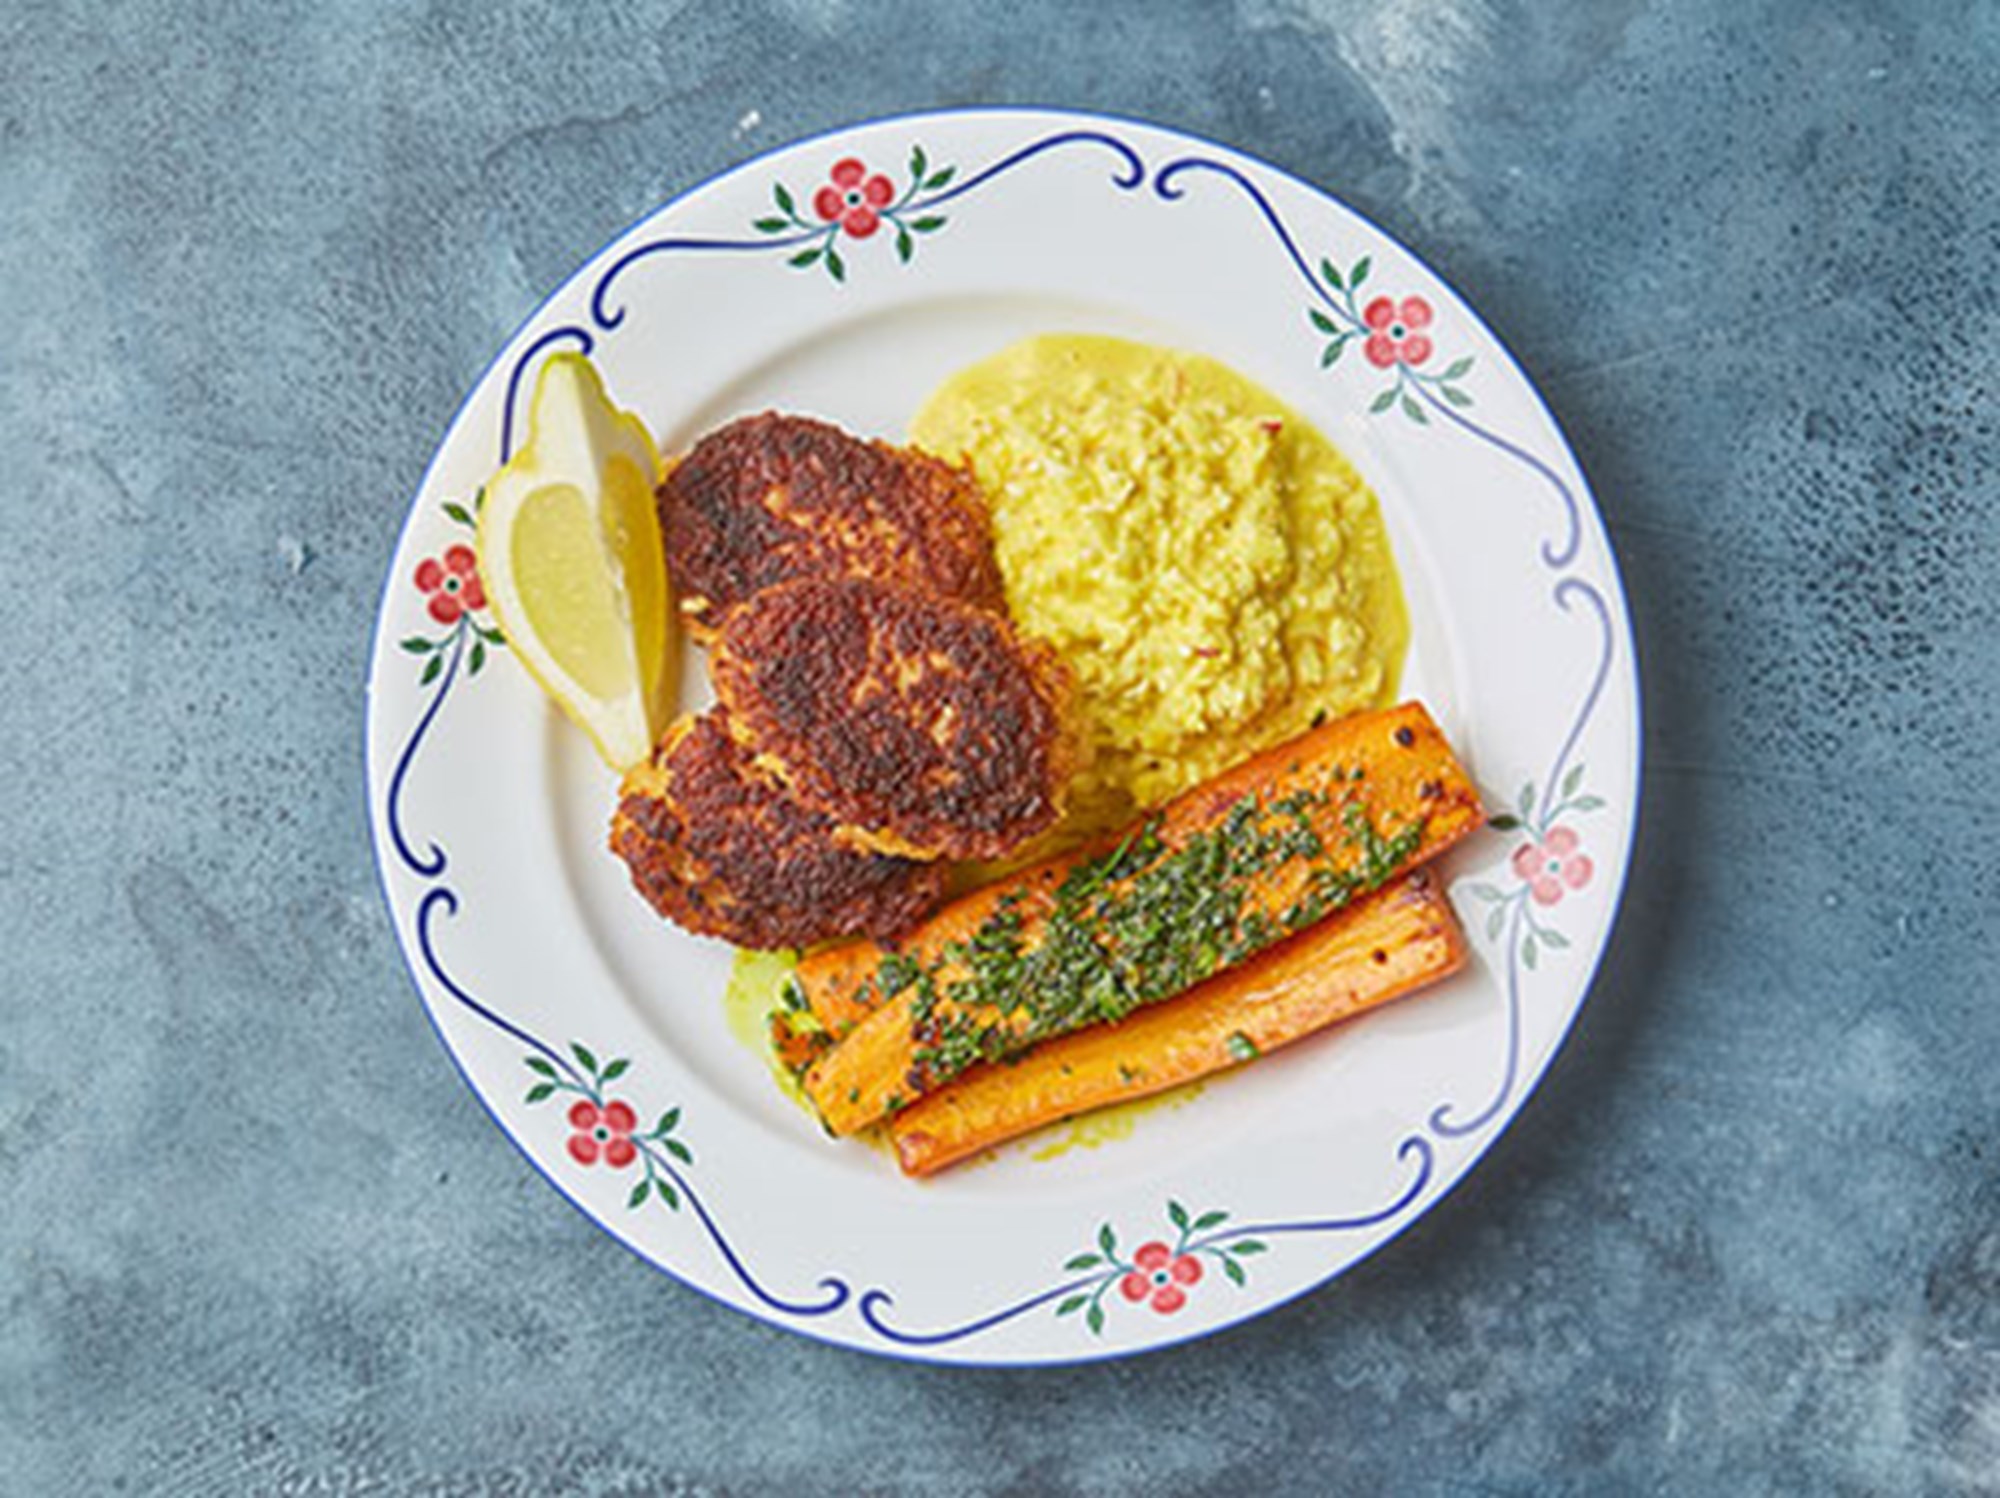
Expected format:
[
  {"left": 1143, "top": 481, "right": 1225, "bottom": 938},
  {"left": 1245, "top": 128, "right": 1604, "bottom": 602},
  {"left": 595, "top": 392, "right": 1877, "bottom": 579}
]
[{"left": 3, "top": 2, "right": 1995, "bottom": 1492}]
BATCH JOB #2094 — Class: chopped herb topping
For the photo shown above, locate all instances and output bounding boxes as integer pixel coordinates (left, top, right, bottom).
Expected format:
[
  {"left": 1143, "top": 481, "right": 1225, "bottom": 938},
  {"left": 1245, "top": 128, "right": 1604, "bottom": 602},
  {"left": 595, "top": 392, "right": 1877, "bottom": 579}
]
[
  {"left": 882, "top": 779, "right": 1427, "bottom": 1093},
  {"left": 767, "top": 1004, "right": 832, "bottom": 1081},
  {"left": 1225, "top": 1031, "right": 1260, "bottom": 1062},
  {"left": 876, "top": 951, "right": 924, "bottom": 996}
]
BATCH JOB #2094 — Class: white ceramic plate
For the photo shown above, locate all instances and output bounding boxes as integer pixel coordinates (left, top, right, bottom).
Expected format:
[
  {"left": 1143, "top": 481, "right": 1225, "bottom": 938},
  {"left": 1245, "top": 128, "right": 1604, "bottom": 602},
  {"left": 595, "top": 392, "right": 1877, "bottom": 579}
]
[{"left": 367, "top": 108, "right": 1639, "bottom": 1365}]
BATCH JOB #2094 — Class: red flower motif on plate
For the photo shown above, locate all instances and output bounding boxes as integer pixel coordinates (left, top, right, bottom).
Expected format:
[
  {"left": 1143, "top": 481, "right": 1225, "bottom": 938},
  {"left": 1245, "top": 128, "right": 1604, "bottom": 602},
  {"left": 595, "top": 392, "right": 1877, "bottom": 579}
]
[
  {"left": 1119, "top": 1241, "right": 1204, "bottom": 1314},
  {"left": 1512, "top": 826, "right": 1594, "bottom": 907},
  {"left": 414, "top": 544, "right": 486, "bottom": 625},
  {"left": 1362, "top": 295, "right": 1435, "bottom": 369},
  {"left": 813, "top": 158, "right": 895, "bottom": 239},
  {"left": 567, "top": 1098, "right": 638, "bottom": 1167}
]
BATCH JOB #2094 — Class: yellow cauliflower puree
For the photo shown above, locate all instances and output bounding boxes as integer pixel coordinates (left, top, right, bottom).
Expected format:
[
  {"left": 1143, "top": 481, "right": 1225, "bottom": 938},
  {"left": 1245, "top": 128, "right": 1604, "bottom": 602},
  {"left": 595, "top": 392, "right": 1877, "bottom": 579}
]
[{"left": 909, "top": 334, "right": 1407, "bottom": 834}]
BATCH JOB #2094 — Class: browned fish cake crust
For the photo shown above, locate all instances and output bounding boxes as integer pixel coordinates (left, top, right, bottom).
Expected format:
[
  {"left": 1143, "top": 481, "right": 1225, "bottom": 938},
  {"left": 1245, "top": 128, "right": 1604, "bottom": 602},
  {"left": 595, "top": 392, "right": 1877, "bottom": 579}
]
[
  {"left": 609, "top": 712, "right": 947, "bottom": 950},
  {"left": 710, "top": 577, "right": 1073, "bottom": 862},
  {"left": 657, "top": 412, "right": 1006, "bottom": 632}
]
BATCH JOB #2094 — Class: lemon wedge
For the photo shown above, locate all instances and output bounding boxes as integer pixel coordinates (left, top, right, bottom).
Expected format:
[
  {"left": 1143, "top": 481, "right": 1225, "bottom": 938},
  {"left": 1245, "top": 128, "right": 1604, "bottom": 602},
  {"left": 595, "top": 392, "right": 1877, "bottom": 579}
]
[{"left": 476, "top": 353, "right": 675, "bottom": 770}]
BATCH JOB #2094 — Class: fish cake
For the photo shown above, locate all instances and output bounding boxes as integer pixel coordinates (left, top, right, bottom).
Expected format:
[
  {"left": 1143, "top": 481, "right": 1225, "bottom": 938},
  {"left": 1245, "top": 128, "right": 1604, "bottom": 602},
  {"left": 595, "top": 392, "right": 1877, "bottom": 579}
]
[
  {"left": 610, "top": 711, "right": 947, "bottom": 950},
  {"left": 710, "top": 576, "right": 1073, "bottom": 862},
  {"left": 657, "top": 412, "right": 1006, "bottom": 633}
]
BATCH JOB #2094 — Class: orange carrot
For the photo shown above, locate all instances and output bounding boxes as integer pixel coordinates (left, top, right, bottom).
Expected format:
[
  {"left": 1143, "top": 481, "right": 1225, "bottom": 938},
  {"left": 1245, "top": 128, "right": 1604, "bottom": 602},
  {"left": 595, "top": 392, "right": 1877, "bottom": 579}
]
[
  {"left": 801, "top": 703, "right": 1482, "bottom": 1136},
  {"left": 889, "top": 868, "right": 1467, "bottom": 1176}
]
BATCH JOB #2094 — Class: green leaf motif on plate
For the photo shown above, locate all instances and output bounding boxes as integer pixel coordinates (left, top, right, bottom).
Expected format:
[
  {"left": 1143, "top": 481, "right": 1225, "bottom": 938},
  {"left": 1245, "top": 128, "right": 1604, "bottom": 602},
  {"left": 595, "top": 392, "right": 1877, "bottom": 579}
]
[
  {"left": 757, "top": 144, "right": 957, "bottom": 282},
  {"left": 1466, "top": 765, "right": 1609, "bottom": 974},
  {"left": 1054, "top": 1199, "right": 1265, "bottom": 1337},
  {"left": 517, "top": 1047, "right": 696, "bottom": 1215}
]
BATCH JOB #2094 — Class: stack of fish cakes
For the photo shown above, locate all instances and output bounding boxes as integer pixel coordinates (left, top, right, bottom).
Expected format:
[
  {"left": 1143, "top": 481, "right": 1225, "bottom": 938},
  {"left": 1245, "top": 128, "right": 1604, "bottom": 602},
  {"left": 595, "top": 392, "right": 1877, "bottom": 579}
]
[{"left": 611, "top": 413, "right": 1072, "bottom": 950}]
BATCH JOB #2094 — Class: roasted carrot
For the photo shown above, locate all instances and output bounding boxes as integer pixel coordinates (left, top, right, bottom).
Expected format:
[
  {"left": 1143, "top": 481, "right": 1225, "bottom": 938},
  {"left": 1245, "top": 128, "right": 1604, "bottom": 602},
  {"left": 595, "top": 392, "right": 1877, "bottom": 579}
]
[
  {"left": 792, "top": 856, "right": 1078, "bottom": 1037},
  {"left": 801, "top": 702, "right": 1482, "bottom": 1135},
  {"left": 889, "top": 867, "right": 1467, "bottom": 1176}
]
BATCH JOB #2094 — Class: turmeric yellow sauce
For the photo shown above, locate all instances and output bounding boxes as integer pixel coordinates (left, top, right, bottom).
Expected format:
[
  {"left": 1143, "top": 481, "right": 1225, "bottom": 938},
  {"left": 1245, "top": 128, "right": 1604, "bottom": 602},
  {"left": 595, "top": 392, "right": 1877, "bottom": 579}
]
[{"left": 910, "top": 333, "right": 1408, "bottom": 839}]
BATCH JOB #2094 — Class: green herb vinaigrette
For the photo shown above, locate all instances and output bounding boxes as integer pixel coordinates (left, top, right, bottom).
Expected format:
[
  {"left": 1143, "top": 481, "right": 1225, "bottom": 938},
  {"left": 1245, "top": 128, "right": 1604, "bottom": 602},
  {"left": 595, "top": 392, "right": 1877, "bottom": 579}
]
[
  {"left": 1026, "top": 1081, "right": 1206, "bottom": 1162},
  {"left": 723, "top": 948, "right": 815, "bottom": 1106},
  {"left": 833, "top": 776, "right": 1425, "bottom": 1100}
]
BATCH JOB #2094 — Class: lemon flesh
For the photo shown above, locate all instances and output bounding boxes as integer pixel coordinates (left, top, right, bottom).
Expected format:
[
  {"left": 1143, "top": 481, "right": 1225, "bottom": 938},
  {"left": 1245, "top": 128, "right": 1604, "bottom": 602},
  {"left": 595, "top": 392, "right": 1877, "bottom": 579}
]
[{"left": 477, "top": 354, "right": 674, "bottom": 770}]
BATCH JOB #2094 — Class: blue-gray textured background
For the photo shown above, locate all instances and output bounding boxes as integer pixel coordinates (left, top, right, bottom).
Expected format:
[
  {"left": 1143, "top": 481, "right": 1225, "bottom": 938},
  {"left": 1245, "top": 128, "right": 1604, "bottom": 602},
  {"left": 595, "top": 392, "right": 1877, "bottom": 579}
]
[{"left": 4, "top": 2, "right": 1996, "bottom": 1493}]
